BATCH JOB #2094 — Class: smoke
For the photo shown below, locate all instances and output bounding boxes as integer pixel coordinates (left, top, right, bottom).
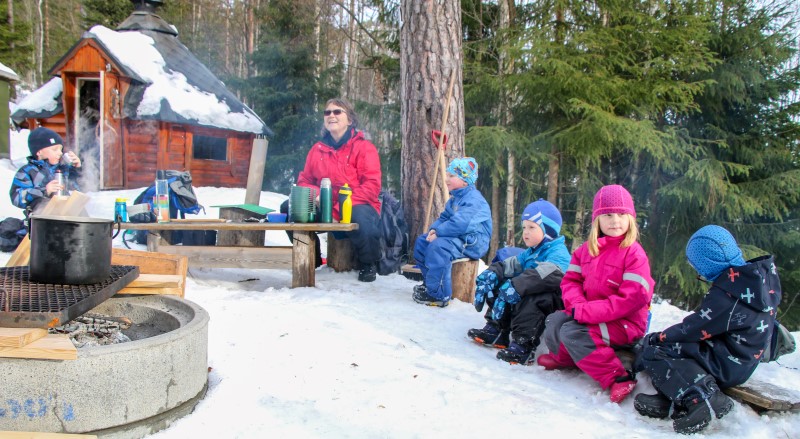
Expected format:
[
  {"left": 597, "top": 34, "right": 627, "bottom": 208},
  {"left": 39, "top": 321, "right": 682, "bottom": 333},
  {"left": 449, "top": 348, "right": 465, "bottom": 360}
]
[{"left": 75, "top": 108, "right": 100, "bottom": 192}]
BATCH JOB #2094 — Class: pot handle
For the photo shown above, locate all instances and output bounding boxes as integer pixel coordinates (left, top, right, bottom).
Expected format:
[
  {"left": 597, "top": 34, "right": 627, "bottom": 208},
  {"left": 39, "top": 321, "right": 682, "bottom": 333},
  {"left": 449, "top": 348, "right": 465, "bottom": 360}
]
[{"left": 111, "top": 218, "right": 122, "bottom": 239}]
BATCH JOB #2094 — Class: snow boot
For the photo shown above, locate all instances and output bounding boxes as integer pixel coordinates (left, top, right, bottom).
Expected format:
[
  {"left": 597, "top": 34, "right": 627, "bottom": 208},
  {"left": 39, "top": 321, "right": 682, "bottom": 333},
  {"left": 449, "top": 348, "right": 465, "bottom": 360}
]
[
  {"left": 496, "top": 341, "right": 534, "bottom": 365},
  {"left": 609, "top": 370, "right": 637, "bottom": 403},
  {"left": 536, "top": 353, "right": 571, "bottom": 371},
  {"left": 358, "top": 263, "right": 377, "bottom": 282},
  {"left": 412, "top": 285, "right": 449, "bottom": 308},
  {"left": 467, "top": 323, "right": 509, "bottom": 348},
  {"left": 673, "top": 384, "right": 733, "bottom": 435},
  {"left": 634, "top": 392, "right": 672, "bottom": 419}
]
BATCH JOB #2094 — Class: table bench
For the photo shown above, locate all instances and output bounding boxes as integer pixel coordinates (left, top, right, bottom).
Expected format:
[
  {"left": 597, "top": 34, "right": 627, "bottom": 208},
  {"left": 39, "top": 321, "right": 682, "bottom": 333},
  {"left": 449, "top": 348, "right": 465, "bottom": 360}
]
[{"left": 119, "top": 221, "right": 358, "bottom": 288}]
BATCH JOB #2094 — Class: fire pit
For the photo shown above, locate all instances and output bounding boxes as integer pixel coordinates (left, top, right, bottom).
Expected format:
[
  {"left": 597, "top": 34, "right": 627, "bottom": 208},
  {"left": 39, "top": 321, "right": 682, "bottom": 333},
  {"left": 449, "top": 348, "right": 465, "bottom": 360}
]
[{"left": 0, "top": 295, "right": 209, "bottom": 438}]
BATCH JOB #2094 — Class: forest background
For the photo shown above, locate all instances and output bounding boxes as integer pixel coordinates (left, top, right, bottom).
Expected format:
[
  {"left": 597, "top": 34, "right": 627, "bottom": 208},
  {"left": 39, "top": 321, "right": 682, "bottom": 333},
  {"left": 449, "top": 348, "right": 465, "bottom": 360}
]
[{"left": 2, "top": 0, "right": 800, "bottom": 328}]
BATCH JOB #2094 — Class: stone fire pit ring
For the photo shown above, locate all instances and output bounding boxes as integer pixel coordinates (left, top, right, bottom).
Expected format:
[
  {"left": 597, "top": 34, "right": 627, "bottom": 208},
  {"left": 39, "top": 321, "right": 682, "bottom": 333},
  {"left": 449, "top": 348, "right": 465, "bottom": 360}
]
[{"left": 0, "top": 295, "right": 209, "bottom": 438}]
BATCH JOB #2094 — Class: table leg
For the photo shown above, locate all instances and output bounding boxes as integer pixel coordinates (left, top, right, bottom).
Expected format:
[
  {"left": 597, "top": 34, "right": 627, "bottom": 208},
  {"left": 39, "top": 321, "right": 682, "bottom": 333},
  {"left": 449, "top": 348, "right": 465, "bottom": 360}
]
[{"left": 292, "top": 231, "right": 316, "bottom": 288}]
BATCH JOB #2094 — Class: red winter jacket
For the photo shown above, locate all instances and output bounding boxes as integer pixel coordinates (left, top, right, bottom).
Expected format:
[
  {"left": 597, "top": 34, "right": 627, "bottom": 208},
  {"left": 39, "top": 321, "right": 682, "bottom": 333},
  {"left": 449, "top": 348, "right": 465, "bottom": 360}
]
[
  {"left": 297, "top": 129, "right": 382, "bottom": 220},
  {"left": 561, "top": 235, "right": 654, "bottom": 342}
]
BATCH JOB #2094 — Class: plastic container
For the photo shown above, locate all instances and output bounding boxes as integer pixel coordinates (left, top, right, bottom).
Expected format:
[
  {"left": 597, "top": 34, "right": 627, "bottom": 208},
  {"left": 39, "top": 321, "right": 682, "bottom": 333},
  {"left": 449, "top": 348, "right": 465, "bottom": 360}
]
[
  {"left": 54, "top": 169, "right": 66, "bottom": 197},
  {"left": 338, "top": 183, "right": 352, "bottom": 223},
  {"left": 267, "top": 212, "right": 288, "bottom": 223},
  {"left": 320, "top": 178, "right": 332, "bottom": 223},
  {"left": 114, "top": 198, "right": 128, "bottom": 222},
  {"left": 155, "top": 170, "right": 170, "bottom": 223}
]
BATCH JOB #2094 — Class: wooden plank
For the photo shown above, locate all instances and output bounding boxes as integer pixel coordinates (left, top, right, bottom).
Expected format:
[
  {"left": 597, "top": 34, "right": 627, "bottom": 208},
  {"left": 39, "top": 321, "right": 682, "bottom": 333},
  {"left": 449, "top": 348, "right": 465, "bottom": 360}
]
[
  {"left": 0, "top": 328, "right": 49, "bottom": 348},
  {"left": 118, "top": 221, "right": 358, "bottom": 232},
  {"left": 217, "top": 207, "right": 265, "bottom": 246},
  {"left": 151, "top": 245, "right": 293, "bottom": 269},
  {"left": 0, "top": 334, "right": 77, "bottom": 360},
  {"left": 126, "top": 274, "right": 182, "bottom": 288},
  {"left": 724, "top": 380, "right": 800, "bottom": 412},
  {"left": 292, "top": 231, "right": 315, "bottom": 288},
  {"left": 245, "top": 137, "right": 268, "bottom": 205},
  {"left": 117, "top": 286, "right": 182, "bottom": 296},
  {"left": 111, "top": 248, "right": 188, "bottom": 297},
  {"left": 0, "top": 432, "right": 97, "bottom": 439}
]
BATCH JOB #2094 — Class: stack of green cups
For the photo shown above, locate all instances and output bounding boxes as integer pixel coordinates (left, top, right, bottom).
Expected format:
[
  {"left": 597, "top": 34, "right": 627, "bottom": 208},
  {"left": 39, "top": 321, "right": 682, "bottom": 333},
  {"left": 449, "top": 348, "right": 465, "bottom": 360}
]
[{"left": 289, "top": 185, "right": 313, "bottom": 223}]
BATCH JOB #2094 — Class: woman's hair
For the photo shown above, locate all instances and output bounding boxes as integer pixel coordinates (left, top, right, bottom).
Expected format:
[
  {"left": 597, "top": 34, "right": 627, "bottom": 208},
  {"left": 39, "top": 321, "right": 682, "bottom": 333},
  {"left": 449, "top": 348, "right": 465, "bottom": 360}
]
[
  {"left": 320, "top": 97, "right": 359, "bottom": 137},
  {"left": 587, "top": 214, "right": 639, "bottom": 256}
]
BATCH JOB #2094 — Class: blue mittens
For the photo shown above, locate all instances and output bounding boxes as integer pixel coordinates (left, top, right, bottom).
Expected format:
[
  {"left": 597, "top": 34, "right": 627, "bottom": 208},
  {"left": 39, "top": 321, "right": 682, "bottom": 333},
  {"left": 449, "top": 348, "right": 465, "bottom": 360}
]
[
  {"left": 491, "top": 281, "right": 521, "bottom": 321},
  {"left": 474, "top": 270, "right": 499, "bottom": 312}
]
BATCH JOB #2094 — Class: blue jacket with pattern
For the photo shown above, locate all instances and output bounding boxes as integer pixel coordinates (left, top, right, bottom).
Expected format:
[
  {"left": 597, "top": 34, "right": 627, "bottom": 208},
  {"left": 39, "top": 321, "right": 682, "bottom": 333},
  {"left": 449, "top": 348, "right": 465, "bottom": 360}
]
[{"left": 10, "top": 157, "right": 78, "bottom": 212}]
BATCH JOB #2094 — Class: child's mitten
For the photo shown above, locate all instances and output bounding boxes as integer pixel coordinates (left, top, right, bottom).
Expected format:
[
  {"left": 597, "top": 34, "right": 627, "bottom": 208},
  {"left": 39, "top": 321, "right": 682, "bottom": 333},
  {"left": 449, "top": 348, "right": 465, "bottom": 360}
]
[
  {"left": 474, "top": 270, "right": 499, "bottom": 312},
  {"left": 491, "top": 280, "right": 521, "bottom": 320}
]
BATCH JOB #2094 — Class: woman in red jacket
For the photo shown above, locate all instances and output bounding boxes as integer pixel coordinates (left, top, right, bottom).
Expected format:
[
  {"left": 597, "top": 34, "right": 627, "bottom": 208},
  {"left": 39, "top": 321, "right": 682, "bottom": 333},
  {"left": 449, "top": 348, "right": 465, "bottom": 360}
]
[{"left": 281, "top": 98, "right": 383, "bottom": 282}]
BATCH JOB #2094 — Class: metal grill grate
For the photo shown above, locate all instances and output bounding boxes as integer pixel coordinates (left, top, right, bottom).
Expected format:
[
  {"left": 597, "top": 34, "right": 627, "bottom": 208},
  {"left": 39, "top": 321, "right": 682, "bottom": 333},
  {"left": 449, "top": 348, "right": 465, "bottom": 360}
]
[{"left": 0, "top": 265, "right": 139, "bottom": 328}]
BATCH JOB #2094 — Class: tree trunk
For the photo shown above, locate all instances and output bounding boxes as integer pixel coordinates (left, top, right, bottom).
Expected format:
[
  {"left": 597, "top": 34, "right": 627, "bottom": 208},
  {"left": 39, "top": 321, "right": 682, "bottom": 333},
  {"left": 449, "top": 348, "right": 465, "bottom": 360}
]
[
  {"left": 547, "top": 144, "right": 559, "bottom": 203},
  {"left": 489, "top": 169, "right": 500, "bottom": 259},
  {"left": 400, "top": 0, "right": 464, "bottom": 254},
  {"left": 504, "top": 151, "right": 515, "bottom": 246},
  {"left": 36, "top": 0, "right": 43, "bottom": 85},
  {"left": 499, "top": 0, "right": 515, "bottom": 246}
]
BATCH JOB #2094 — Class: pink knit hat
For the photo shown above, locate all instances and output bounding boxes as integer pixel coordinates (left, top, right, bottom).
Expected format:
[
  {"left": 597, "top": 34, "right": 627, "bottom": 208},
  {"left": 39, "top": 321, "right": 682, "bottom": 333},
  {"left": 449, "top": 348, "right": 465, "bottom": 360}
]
[{"left": 592, "top": 185, "right": 636, "bottom": 221}]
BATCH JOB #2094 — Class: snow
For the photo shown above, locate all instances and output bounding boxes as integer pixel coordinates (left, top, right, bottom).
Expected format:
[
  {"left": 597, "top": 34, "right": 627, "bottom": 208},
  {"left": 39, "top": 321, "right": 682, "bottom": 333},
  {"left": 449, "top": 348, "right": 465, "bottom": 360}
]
[
  {"left": 1, "top": 132, "right": 799, "bottom": 438},
  {"left": 11, "top": 77, "right": 61, "bottom": 115},
  {"left": 87, "top": 26, "right": 264, "bottom": 134},
  {"left": 0, "top": 61, "right": 19, "bottom": 81}
]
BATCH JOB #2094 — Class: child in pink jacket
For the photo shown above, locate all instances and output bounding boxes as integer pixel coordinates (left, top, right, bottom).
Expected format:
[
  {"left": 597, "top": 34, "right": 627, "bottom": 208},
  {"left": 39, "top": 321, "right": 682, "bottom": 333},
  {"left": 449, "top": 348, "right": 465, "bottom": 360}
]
[{"left": 538, "top": 185, "right": 654, "bottom": 403}]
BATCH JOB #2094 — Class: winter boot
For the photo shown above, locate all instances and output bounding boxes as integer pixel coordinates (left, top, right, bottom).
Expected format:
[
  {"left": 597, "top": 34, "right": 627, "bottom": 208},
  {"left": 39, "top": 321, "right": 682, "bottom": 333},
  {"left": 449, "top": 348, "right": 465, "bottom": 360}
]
[
  {"left": 673, "top": 384, "right": 733, "bottom": 435},
  {"left": 358, "top": 263, "right": 377, "bottom": 282},
  {"left": 609, "top": 370, "right": 637, "bottom": 403},
  {"left": 412, "top": 285, "right": 449, "bottom": 308},
  {"left": 634, "top": 392, "right": 672, "bottom": 419},
  {"left": 467, "top": 323, "right": 509, "bottom": 348},
  {"left": 496, "top": 341, "right": 534, "bottom": 365},
  {"left": 536, "top": 353, "right": 571, "bottom": 371}
]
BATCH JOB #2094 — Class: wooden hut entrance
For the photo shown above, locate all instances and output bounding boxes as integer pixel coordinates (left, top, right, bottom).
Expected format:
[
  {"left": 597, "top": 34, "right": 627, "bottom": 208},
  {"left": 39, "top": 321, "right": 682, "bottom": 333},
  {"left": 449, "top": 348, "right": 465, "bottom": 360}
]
[{"left": 75, "top": 78, "right": 101, "bottom": 191}]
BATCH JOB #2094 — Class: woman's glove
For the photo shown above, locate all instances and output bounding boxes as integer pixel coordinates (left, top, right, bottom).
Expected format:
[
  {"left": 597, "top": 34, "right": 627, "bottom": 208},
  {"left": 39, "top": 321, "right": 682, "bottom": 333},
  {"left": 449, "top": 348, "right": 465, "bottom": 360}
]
[
  {"left": 491, "top": 281, "right": 521, "bottom": 321},
  {"left": 474, "top": 270, "right": 498, "bottom": 312}
]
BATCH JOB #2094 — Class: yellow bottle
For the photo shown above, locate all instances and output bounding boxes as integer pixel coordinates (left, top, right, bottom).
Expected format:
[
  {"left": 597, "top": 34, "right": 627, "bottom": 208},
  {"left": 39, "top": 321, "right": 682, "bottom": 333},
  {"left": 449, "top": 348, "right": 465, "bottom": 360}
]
[{"left": 338, "top": 183, "right": 352, "bottom": 223}]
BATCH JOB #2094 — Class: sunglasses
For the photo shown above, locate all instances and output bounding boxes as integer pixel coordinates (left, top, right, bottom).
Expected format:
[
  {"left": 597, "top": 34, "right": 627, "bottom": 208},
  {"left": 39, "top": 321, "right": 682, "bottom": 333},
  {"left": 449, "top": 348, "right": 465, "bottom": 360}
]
[{"left": 323, "top": 109, "right": 345, "bottom": 116}]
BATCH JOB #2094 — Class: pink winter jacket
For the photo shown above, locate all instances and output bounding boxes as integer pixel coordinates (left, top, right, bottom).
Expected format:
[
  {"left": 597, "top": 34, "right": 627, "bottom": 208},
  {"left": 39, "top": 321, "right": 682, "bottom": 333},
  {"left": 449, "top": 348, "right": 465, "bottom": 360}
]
[{"left": 561, "top": 235, "right": 655, "bottom": 342}]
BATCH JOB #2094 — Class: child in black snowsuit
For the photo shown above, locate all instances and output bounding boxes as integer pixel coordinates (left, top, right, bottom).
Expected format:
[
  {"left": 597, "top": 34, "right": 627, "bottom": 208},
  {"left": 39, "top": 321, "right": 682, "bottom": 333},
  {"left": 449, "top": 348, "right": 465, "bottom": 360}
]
[{"left": 634, "top": 225, "right": 782, "bottom": 434}]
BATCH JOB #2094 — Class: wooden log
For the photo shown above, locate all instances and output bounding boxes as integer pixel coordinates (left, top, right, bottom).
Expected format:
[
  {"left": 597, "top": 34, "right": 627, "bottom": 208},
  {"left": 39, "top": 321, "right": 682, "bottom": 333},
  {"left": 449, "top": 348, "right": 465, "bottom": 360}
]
[
  {"left": 327, "top": 234, "right": 356, "bottom": 272},
  {"left": 0, "top": 328, "right": 48, "bottom": 348},
  {"left": 292, "top": 231, "right": 316, "bottom": 288},
  {"left": 217, "top": 207, "right": 265, "bottom": 246},
  {"left": 724, "top": 380, "right": 800, "bottom": 412},
  {"left": 0, "top": 334, "right": 77, "bottom": 360},
  {"left": 451, "top": 258, "right": 479, "bottom": 304}
]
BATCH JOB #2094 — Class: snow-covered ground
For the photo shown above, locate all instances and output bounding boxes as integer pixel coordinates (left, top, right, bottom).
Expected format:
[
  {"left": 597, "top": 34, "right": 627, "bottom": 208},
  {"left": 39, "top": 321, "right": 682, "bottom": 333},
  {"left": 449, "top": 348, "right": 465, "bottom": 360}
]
[{"left": 1, "top": 131, "right": 799, "bottom": 438}]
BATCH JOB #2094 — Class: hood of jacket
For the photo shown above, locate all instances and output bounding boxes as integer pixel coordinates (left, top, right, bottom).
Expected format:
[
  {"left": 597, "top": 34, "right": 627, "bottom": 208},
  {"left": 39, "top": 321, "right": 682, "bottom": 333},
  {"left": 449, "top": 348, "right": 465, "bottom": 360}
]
[{"left": 712, "top": 255, "right": 781, "bottom": 313}]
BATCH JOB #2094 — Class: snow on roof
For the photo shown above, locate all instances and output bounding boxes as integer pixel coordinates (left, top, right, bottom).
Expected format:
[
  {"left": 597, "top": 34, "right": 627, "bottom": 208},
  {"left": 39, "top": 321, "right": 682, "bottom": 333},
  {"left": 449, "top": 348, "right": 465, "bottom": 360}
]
[
  {"left": 88, "top": 25, "right": 266, "bottom": 134},
  {"left": 0, "top": 61, "right": 19, "bottom": 81},
  {"left": 12, "top": 77, "right": 62, "bottom": 118}
]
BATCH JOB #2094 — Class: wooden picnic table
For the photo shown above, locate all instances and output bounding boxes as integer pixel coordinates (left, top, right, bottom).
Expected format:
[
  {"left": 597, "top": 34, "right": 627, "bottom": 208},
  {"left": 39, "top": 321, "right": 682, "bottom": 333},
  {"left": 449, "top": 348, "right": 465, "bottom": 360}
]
[{"left": 119, "top": 220, "right": 358, "bottom": 288}]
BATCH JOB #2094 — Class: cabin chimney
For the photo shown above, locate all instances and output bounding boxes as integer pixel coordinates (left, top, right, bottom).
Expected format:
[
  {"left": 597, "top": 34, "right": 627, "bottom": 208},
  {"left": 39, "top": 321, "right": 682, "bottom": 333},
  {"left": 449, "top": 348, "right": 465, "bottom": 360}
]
[{"left": 117, "top": 0, "right": 177, "bottom": 36}]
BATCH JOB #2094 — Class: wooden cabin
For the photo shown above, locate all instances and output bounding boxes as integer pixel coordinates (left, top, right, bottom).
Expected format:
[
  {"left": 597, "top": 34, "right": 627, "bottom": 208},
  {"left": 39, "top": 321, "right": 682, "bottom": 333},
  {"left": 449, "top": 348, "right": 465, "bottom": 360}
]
[
  {"left": 0, "top": 62, "right": 19, "bottom": 158},
  {"left": 11, "top": 0, "right": 271, "bottom": 190}
]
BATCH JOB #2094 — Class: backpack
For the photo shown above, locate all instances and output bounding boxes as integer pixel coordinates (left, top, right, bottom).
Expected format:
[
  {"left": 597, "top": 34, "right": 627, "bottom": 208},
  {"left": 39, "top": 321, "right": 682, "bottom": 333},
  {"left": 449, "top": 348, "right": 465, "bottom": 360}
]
[
  {"left": 129, "top": 170, "right": 204, "bottom": 245},
  {"left": 377, "top": 190, "right": 409, "bottom": 276},
  {"left": 0, "top": 217, "right": 26, "bottom": 252}
]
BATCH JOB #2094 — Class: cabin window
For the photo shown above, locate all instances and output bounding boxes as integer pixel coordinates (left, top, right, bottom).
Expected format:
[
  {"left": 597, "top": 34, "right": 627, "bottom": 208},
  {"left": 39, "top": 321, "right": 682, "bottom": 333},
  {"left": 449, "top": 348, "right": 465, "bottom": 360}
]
[{"left": 193, "top": 135, "right": 228, "bottom": 161}]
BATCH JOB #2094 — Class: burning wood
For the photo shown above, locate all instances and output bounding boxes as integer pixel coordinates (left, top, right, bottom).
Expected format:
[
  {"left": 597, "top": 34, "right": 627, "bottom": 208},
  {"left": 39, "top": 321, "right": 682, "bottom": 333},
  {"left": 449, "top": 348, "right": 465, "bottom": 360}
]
[{"left": 49, "top": 313, "right": 133, "bottom": 348}]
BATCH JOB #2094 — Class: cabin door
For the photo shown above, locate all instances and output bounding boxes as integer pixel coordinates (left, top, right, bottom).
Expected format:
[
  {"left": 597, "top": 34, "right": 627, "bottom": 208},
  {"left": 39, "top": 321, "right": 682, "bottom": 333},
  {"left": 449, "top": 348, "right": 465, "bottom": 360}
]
[
  {"left": 100, "top": 71, "right": 124, "bottom": 189},
  {"left": 74, "top": 78, "right": 101, "bottom": 191}
]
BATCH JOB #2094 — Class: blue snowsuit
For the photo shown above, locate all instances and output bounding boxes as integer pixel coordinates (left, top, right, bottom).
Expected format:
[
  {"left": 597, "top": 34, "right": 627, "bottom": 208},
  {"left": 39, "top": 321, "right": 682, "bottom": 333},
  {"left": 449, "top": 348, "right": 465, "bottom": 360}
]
[
  {"left": 10, "top": 157, "right": 79, "bottom": 213},
  {"left": 413, "top": 185, "right": 492, "bottom": 301}
]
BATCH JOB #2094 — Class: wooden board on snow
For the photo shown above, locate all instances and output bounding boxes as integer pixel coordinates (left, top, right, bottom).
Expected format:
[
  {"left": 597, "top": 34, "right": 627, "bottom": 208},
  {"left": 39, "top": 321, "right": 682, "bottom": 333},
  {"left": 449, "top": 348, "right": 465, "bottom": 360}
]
[{"left": 724, "top": 379, "right": 800, "bottom": 412}]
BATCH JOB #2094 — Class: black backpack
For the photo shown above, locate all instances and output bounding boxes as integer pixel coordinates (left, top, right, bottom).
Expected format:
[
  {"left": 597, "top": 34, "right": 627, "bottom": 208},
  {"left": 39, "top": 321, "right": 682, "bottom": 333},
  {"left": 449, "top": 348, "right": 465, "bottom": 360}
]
[
  {"left": 0, "top": 217, "right": 26, "bottom": 252},
  {"left": 377, "top": 191, "right": 409, "bottom": 276}
]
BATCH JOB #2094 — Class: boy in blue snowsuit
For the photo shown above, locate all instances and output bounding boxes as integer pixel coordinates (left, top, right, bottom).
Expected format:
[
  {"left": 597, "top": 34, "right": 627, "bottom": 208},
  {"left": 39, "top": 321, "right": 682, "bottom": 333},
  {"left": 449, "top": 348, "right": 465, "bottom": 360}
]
[
  {"left": 10, "top": 127, "right": 81, "bottom": 215},
  {"left": 412, "top": 157, "right": 492, "bottom": 308},
  {"left": 468, "top": 199, "right": 571, "bottom": 365},
  {"left": 634, "top": 225, "right": 782, "bottom": 434}
]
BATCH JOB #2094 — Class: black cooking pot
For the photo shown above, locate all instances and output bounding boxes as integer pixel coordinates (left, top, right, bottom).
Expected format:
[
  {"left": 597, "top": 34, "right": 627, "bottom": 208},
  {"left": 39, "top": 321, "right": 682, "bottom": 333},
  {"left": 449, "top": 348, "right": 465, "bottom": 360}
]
[{"left": 29, "top": 215, "right": 121, "bottom": 285}]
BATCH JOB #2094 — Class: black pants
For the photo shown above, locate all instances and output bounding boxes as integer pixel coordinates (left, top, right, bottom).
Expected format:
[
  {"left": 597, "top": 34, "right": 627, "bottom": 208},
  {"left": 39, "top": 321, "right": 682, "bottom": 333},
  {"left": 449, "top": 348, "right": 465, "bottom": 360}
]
[
  {"left": 484, "top": 291, "right": 563, "bottom": 349},
  {"left": 280, "top": 200, "right": 382, "bottom": 267}
]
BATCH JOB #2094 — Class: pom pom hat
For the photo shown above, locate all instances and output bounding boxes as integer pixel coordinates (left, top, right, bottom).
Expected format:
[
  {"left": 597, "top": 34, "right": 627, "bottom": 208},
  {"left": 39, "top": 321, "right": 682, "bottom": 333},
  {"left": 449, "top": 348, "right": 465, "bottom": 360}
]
[
  {"left": 592, "top": 184, "right": 636, "bottom": 221},
  {"left": 521, "top": 199, "right": 562, "bottom": 241},
  {"left": 686, "top": 225, "right": 746, "bottom": 281},
  {"left": 28, "top": 127, "right": 63, "bottom": 156},
  {"left": 446, "top": 157, "right": 479, "bottom": 186}
]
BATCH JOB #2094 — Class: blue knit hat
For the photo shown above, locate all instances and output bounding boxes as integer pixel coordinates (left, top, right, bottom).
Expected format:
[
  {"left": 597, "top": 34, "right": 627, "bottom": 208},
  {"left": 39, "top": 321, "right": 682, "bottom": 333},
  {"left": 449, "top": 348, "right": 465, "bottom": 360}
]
[
  {"left": 446, "top": 157, "right": 479, "bottom": 185},
  {"left": 521, "top": 199, "right": 562, "bottom": 241},
  {"left": 686, "top": 225, "right": 746, "bottom": 281}
]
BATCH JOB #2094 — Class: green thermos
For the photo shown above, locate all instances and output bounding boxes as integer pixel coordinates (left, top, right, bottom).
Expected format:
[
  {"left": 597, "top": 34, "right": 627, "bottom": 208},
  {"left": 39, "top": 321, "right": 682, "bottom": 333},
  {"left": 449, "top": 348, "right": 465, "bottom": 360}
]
[{"left": 320, "top": 178, "right": 332, "bottom": 223}]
